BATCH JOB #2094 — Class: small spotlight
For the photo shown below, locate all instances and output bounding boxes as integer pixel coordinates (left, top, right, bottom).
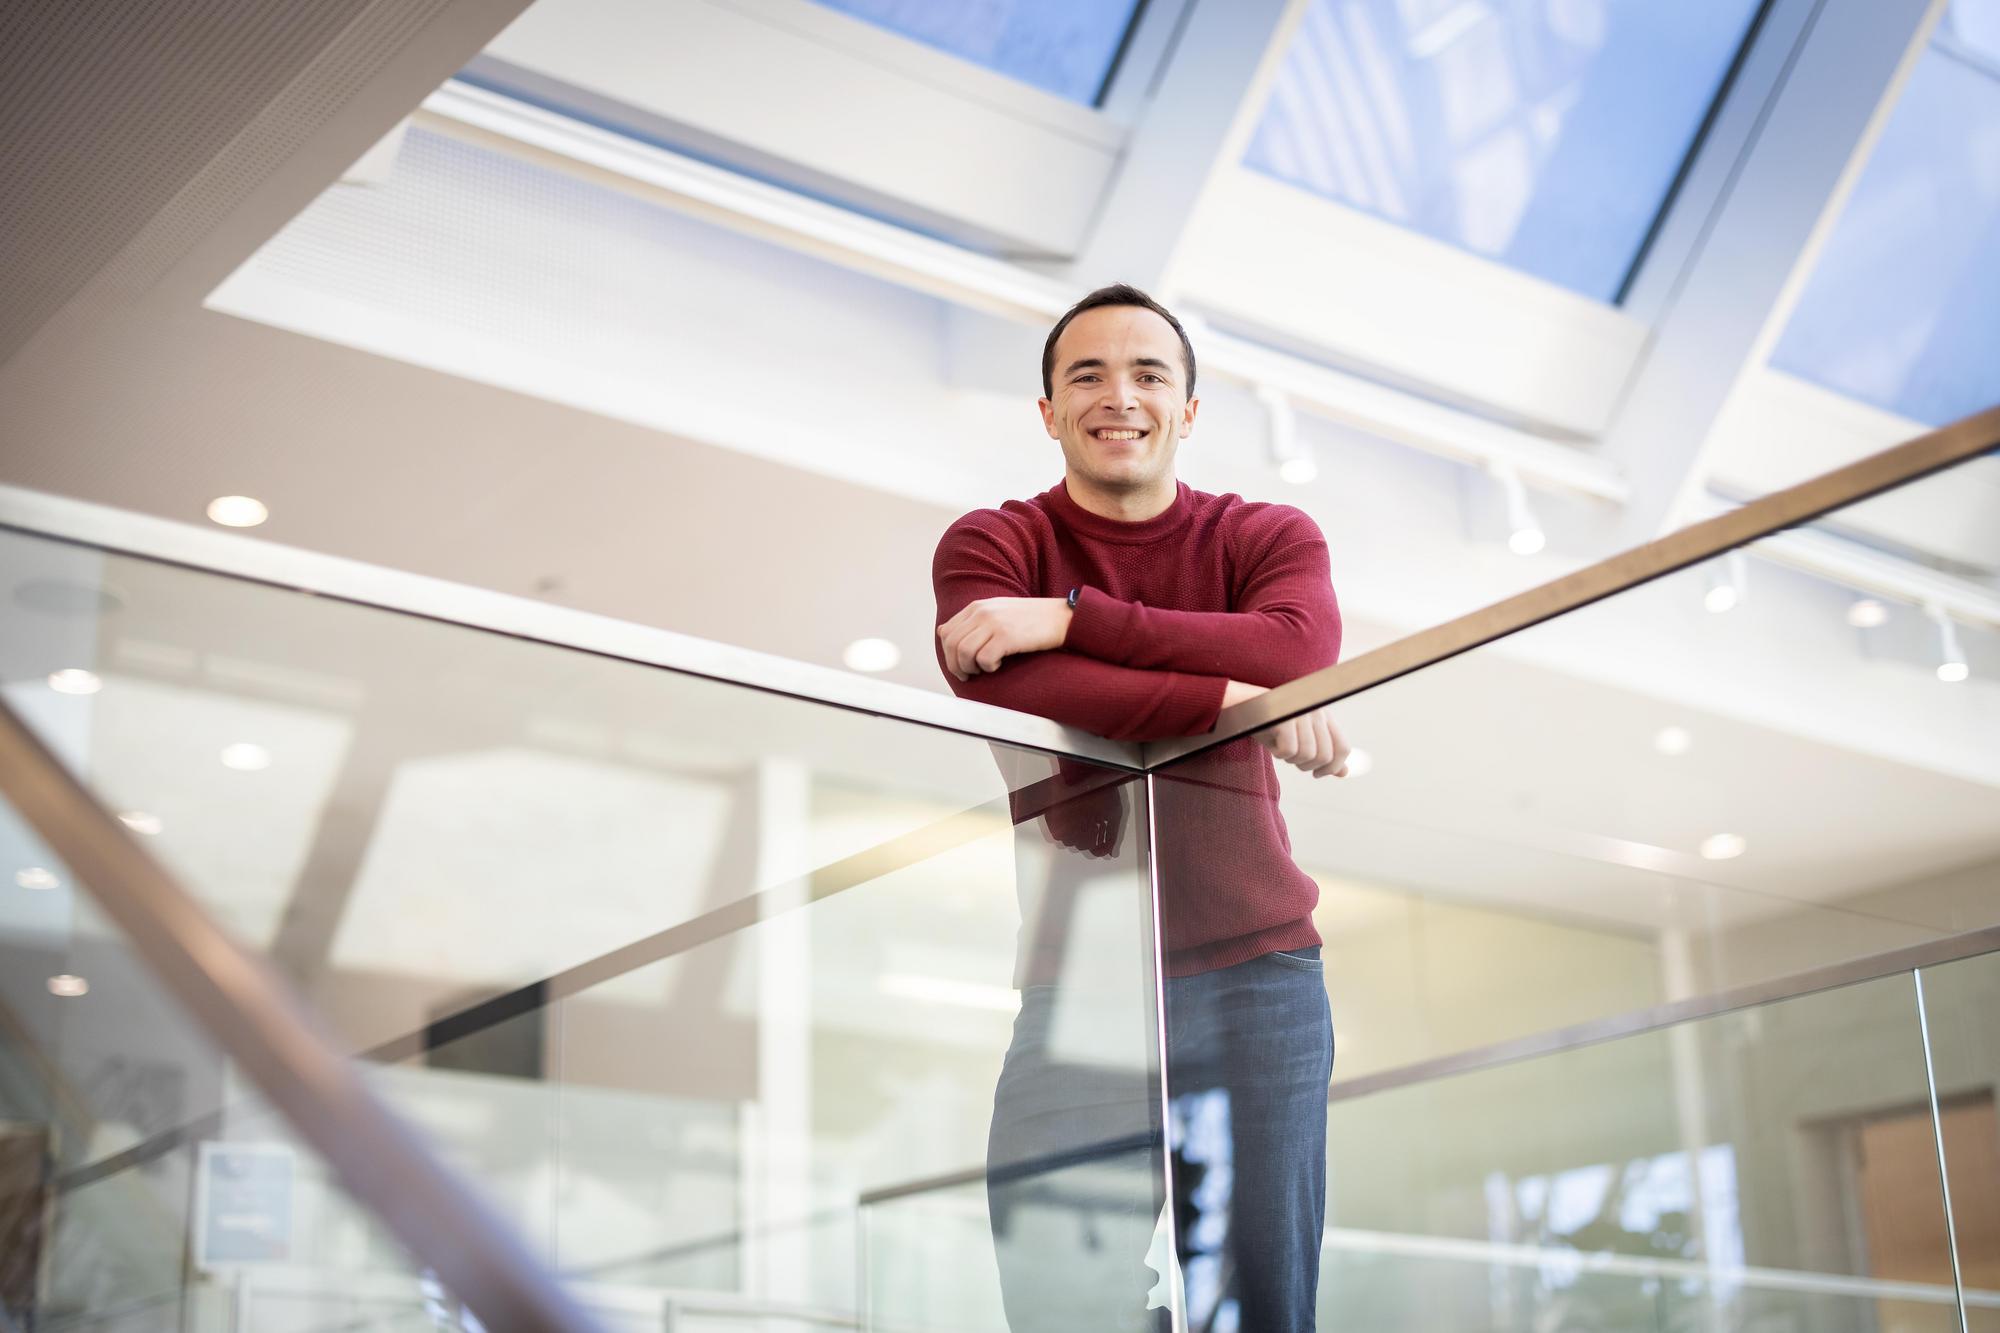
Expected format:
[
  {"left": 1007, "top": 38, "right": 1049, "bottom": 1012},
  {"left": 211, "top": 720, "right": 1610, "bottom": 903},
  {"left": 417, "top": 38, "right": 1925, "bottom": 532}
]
[
  {"left": 1343, "top": 747, "right": 1373, "bottom": 777},
  {"left": 842, "top": 638, "right": 901, "bottom": 673},
  {"left": 1259, "top": 385, "right": 1318, "bottom": 485},
  {"left": 15, "top": 867, "right": 60, "bottom": 891},
  {"left": 1704, "top": 554, "right": 1747, "bottom": 614},
  {"left": 1928, "top": 604, "right": 1969, "bottom": 683},
  {"left": 47, "top": 668, "right": 102, "bottom": 695},
  {"left": 47, "top": 974, "right": 89, "bottom": 998},
  {"left": 206, "top": 495, "right": 269, "bottom": 528},
  {"left": 1654, "top": 727, "right": 1692, "bottom": 757},
  {"left": 1846, "top": 598, "right": 1889, "bottom": 629},
  {"left": 220, "top": 742, "right": 272, "bottom": 771},
  {"left": 1488, "top": 463, "right": 1544, "bottom": 558},
  {"left": 1700, "top": 833, "right": 1746, "bottom": 861},
  {"left": 118, "top": 811, "right": 164, "bottom": 835}
]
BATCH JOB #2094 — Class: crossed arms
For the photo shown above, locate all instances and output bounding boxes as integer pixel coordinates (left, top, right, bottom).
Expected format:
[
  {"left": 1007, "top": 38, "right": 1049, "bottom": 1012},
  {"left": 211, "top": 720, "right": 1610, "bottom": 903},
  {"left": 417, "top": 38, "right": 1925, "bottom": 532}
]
[{"left": 931, "top": 513, "right": 1352, "bottom": 776}]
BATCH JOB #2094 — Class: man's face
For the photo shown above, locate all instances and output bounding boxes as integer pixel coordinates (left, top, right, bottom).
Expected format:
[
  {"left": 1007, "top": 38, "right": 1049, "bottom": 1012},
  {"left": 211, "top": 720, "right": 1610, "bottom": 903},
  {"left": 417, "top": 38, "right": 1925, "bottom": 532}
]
[{"left": 1039, "top": 305, "right": 1198, "bottom": 495}]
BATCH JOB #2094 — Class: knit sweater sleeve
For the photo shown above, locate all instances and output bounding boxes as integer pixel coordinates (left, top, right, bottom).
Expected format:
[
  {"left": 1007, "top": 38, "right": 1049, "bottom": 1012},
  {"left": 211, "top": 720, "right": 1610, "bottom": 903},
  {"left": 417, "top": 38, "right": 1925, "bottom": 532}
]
[
  {"left": 933, "top": 515, "right": 1229, "bottom": 742},
  {"left": 1062, "top": 506, "right": 1341, "bottom": 686}
]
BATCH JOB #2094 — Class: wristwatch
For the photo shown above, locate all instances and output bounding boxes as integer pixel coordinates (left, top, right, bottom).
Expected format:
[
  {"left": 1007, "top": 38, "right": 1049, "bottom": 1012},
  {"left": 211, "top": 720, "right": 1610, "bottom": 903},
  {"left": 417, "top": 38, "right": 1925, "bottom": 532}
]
[{"left": 1066, "top": 586, "right": 1081, "bottom": 610}]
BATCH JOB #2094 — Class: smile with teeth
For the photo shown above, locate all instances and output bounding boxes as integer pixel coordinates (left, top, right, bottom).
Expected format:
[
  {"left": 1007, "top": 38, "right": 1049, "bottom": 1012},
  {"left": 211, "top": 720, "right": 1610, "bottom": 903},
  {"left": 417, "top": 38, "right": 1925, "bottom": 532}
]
[{"left": 1093, "top": 428, "right": 1145, "bottom": 440}]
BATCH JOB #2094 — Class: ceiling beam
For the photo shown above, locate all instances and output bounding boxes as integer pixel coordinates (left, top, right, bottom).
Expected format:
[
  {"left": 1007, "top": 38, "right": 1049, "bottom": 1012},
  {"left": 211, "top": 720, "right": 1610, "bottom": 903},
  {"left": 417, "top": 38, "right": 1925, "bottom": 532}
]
[
  {"left": 1602, "top": 0, "right": 1946, "bottom": 543},
  {"left": 1068, "top": 0, "right": 1310, "bottom": 293}
]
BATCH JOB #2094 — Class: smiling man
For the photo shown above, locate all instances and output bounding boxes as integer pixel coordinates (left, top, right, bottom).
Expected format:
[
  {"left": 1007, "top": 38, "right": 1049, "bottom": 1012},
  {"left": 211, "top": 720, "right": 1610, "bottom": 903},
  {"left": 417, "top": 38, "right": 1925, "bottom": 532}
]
[{"left": 933, "top": 284, "right": 1347, "bottom": 1330}]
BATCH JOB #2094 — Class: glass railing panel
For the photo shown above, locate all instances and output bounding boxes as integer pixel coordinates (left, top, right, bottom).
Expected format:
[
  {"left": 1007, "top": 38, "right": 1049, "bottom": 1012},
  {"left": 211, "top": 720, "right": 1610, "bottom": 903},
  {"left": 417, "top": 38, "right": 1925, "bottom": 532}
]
[
  {"left": 1158, "top": 446, "right": 2000, "bottom": 1092},
  {"left": 1916, "top": 949, "right": 2000, "bottom": 1330},
  {"left": 541, "top": 765, "right": 1165, "bottom": 1331},
  {"left": 0, "top": 524, "right": 1142, "bottom": 1152},
  {"left": 2, "top": 520, "right": 1171, "bottom": 1328},
  {"left": 0, "top": 794, "right": 556, "bottom": 1331},
  {"left": 1319, "top": 967, "right": 1966, "bottom": 1331}
]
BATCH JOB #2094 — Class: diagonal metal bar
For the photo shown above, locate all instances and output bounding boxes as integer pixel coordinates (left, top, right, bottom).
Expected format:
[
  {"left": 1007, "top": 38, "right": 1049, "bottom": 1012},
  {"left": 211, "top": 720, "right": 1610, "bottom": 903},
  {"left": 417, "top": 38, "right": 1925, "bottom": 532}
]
[
  {"left": 1148, "top": 403, "right": 2000, "bottom": 766},
  {"left": 0, "top": 699, "right": 603, "bottom": 1333}
]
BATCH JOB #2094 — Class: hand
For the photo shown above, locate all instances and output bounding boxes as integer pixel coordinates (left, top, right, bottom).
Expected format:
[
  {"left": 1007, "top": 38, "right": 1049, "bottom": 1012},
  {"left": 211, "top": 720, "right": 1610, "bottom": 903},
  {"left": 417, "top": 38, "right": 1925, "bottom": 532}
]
[
  {"left": 937, "top": 598, "right": 1073, "bottom": 680},
  {"left": 1221, "top": 681, "right": 1351, "bottom": 778}
]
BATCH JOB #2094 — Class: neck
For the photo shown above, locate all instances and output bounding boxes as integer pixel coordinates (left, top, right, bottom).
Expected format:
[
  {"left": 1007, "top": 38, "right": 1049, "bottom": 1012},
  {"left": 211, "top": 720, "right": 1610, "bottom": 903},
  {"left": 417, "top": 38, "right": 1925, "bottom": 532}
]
[{"left": 1064, "top": 472, "right": 1178, "bottom": 523}]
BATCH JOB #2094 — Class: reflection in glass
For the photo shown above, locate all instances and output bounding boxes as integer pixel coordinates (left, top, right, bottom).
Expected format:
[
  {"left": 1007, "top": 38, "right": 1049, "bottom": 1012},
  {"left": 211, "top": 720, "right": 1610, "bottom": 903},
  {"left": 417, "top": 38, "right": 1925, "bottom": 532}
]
[
  {"left": 1771, "top": 0, "right": 2000, "bottom": 424},
  {"left": 1319, "top": 971, "right": 1964, "bottom": 1330},
  {"left": 1243, "top": 0, "right": 1761, "bottom": 299}
]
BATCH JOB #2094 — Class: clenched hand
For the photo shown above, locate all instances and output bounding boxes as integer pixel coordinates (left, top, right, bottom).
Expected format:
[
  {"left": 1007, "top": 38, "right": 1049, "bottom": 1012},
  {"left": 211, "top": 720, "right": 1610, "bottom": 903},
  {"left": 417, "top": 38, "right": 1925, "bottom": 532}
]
[
  {"left": 1223, "top": 681, "right": 1351, "bottom": 778},
  {"left": 937, "top": 597, "right": 1073, "bottom": 680}
]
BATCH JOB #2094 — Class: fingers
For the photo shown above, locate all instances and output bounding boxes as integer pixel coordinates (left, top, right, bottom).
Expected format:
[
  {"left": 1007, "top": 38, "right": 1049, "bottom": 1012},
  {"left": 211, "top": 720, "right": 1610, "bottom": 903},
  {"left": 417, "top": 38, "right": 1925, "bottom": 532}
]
[
  {"left": 1262, "top": 709, "right": 1352, "bottom": 776},
  {"left": 939, "top": 622, "right": 991, "bottom": 680}
]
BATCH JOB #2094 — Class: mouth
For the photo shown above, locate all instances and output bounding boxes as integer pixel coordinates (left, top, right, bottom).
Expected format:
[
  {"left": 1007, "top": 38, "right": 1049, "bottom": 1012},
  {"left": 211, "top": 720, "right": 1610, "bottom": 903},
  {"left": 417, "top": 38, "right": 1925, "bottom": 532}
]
[{"left": 1090, "top": 427, "right": 1147, "bottom": 443}]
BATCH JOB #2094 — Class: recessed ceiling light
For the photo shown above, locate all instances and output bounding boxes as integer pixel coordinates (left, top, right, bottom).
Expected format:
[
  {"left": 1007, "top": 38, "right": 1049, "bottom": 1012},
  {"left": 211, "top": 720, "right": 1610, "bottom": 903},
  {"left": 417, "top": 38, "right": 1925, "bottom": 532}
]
[
  {"left": 15, "top": 867, "right": 59, "bottom": 891},
  {"left": 47, "top": 668, "right": 102, "bottom": 695},
  {"left": 843, "top": 638, "right": 901, "bottom": 673},
  {"left": 1343, "top": 747, "right": 1373, "bottom": 777},
  {"left": 1846, "top": 598, "right": 1889, "bottom": 629},
  {"left": 220, "top": 742, "right": 272, "bottom": 771},
  {"left": 1938, "top": 662, "right": 1970, "bottom": 684},
  {"left": 1279, "top": 455, "right": 1318, "bottom": 486},
  {"left": 1700, "top": 833, "right": 1746, "bottom": 861},
  {"left": 1654, "top": 726, "right": 1692, "bottom": 756},
  {"left": 206, "top": 495, "right": 269, "bottom": 528},
  {"left": 47, "top": 974, "right": 89, "bottom": 997},
  {"left": 118, "top": 811, "right": 165, "bottom": 836},
  {"left": 1508, "top": 527, "right": 1547, "bottom": 556}
]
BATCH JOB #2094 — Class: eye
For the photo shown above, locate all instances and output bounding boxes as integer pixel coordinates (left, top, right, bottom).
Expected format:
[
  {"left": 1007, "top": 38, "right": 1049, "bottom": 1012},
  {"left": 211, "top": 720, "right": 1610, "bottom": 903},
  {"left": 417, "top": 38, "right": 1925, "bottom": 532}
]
[{"left": 1140, "top": 373, "right": 1166, "bottom": 384}]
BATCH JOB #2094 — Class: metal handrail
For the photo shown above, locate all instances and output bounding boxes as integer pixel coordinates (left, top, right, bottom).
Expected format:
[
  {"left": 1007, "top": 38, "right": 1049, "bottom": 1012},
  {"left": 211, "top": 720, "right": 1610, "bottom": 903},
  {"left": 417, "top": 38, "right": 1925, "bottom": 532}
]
[
  {"left": 0, "top": 702, "right": 604, "bottom": 1333},
  {"left": 1148, "top": 403, "right": 2000, "bottom": 765},
  {"left": 0, "top": 485, "right": 1140, "bottom": 772}
]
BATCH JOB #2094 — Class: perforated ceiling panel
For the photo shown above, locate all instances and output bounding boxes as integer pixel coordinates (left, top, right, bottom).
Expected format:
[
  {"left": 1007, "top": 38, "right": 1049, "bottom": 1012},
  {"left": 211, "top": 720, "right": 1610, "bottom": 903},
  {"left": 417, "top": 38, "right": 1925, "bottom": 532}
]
[{"left": 0, "top": 0, "right": 463, "bottom": 366}]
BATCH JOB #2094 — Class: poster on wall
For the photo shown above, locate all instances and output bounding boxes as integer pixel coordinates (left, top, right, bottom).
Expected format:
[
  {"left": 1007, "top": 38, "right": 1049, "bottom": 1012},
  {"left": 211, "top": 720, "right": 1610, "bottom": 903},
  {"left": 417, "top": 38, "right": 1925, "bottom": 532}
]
[{"left": 192, "top": 1141, "right": 296, "bottom": 1270}]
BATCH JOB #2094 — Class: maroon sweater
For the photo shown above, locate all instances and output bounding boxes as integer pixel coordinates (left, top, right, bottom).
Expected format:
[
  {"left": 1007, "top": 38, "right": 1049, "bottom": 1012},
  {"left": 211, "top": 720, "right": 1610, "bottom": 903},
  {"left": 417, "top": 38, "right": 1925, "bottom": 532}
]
[{"left": 932, "top": 478, "right": 1341, "bottom": 976}]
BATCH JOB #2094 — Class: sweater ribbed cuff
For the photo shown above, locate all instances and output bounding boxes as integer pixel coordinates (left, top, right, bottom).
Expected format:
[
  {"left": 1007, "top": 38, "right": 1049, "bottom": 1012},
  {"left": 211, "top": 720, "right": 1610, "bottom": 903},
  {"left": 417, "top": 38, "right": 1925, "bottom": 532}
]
[{"left": 1063, "top": 585, "right": 1137, "bottom": 665}]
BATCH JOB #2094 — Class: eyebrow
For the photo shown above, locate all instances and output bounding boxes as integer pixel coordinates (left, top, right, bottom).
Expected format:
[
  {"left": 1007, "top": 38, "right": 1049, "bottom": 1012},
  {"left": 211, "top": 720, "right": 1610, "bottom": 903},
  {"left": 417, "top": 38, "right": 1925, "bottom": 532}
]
[{"left": 1062, "top": 356, "right": 1176, "bottom": 380}]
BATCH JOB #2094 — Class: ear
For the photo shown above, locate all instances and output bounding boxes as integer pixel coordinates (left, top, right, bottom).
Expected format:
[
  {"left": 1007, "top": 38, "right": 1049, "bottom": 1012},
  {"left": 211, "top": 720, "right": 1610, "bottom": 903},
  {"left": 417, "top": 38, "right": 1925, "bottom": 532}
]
[
  {"left": 1180, "top": 395, "right": 1200, "bottom": 439},
  {"left": 1038, "top": 397, "right": 1059, "bottom": 440}
]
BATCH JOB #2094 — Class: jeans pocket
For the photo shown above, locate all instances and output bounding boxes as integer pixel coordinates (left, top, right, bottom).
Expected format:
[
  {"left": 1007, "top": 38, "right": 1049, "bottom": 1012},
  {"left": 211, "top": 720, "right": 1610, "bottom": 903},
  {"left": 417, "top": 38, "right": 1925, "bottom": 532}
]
[{"left": 1263, "top": 946, "right": 1323, "bottom": 971}]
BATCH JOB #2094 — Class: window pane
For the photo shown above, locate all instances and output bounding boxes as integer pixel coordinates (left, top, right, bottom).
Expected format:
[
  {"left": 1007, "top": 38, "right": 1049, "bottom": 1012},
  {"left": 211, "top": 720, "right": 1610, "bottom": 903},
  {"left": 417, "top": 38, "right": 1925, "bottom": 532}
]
[
  {"left": 1769, "top": 5, "right": 2000, "bottom": 425},
  {"left": 1243, "top": 0, "right": 1762, "bottom": 302},
  {"left": 807, "top": 0, "right": 1144, "bottom": 105}
]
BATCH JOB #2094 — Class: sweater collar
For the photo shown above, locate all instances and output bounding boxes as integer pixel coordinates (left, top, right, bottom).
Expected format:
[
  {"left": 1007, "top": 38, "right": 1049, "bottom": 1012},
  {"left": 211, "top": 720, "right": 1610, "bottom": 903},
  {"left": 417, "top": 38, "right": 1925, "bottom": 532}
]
[{"left": 1044, "top": 477, "right": 1194, "bottom": 544}]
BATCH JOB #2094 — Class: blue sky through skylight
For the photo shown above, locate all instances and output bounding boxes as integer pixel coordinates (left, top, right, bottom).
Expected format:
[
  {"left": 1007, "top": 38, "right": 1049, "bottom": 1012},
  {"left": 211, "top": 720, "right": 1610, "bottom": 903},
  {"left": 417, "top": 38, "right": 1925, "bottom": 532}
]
[
  {"left": 809, "top": 0, "right": 1145, "bottom": 105},
  {"left": 1242, "top": 0, "right": 1762, "bottom": 302},
  {"left": 1769, "top": 0, "right": 2000, "bottom": 425}
]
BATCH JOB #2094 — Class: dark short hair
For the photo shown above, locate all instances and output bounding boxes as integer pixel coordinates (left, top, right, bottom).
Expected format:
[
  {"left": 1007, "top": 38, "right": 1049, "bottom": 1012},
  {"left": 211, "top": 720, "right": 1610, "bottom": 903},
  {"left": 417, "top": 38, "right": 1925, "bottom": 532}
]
[{"left": 1041, "top": 283, "right": 1197, "bottom": 400}]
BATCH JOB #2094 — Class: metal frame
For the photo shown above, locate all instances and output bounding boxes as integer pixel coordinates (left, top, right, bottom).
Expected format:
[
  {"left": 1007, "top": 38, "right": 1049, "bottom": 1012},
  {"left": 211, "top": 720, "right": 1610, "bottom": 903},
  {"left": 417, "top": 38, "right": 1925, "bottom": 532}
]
[{"left": 0, "top": 703, "right": 603, "bottom": 1333}]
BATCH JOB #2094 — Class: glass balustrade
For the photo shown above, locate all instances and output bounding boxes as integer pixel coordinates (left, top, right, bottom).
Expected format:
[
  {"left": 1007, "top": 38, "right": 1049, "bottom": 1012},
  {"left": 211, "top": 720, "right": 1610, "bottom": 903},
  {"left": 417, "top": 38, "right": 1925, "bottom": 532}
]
[
  {"left": 0, "top": 521, "right": 1168, "bottom": 1329},
  {"left": 1138, "top": 442, "right": 2000, "bottom": 1332},
  {"left": 3, "top": 418, "right": 1995, "bottom": 1330}
]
